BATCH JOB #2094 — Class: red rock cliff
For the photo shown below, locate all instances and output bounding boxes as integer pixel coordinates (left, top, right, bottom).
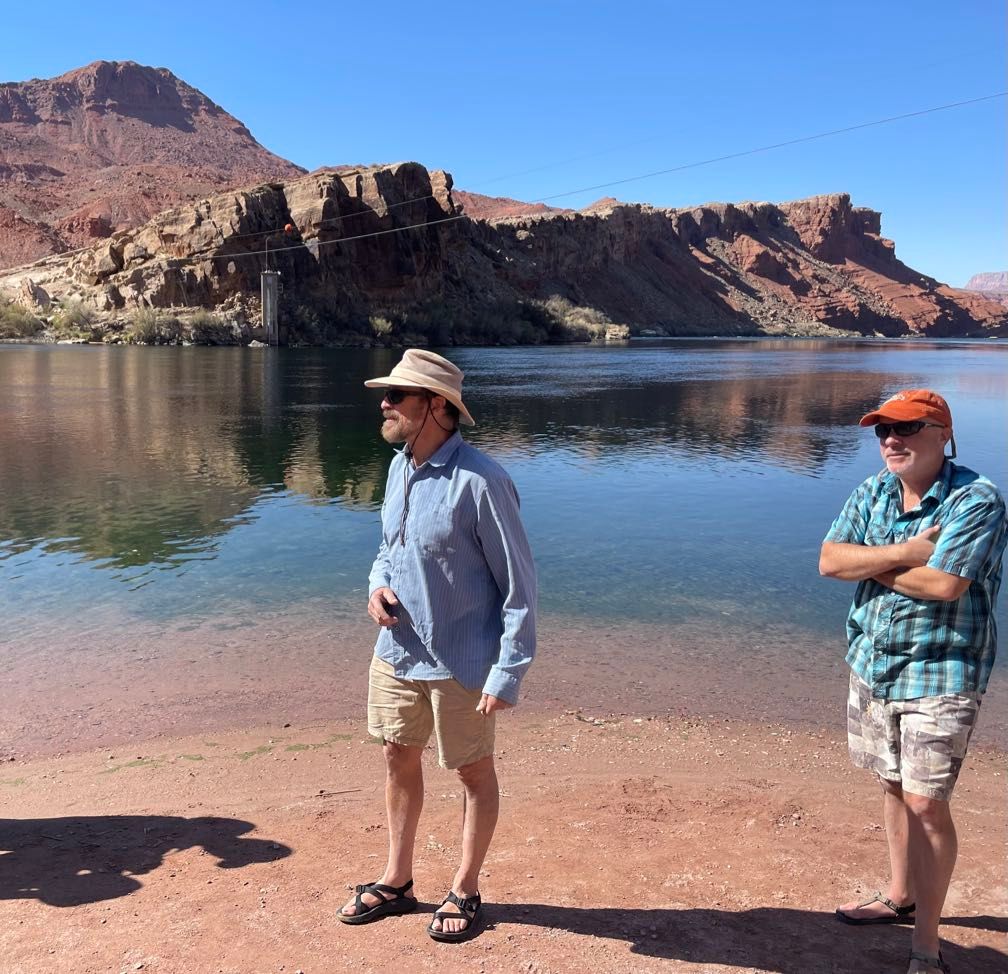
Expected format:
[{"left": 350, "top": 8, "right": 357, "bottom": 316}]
[{"left": 0, "top": 60, "right": 304, "bottom": 267}]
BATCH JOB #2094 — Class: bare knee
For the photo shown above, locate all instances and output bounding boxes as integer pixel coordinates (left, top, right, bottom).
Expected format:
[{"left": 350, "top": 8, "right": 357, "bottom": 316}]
[
  {"left": 383, "top": 741, "right": 423, "bottom": 776},
  {"left": 455, "top": 754, "right": 496, "bottom": 791},
  {"left": 904, "top": 792, "right": 953, "bottom": 832}
]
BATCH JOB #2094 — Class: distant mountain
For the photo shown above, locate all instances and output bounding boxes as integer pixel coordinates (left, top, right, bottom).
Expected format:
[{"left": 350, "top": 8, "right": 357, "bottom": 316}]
[
  {"left": 453, "top": 190, "right": 570, "bottom": 220},
  {"left": 0, "top": 60, "right": 304, "bottom": 267},
  {"left": 963, "top": 271, "right": 1008, "bottom": 309},
  {"left": 965, "top": 271, "right": 1008, "bottom": 292}
]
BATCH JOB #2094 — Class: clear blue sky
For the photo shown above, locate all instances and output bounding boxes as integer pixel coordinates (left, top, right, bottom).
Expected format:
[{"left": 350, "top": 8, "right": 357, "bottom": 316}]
[{"left": 3, "top": 1, "right": 1004, "bottom": 286}]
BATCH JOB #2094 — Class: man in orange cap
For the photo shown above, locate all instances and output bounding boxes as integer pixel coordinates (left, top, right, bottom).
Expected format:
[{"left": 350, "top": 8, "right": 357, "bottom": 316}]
[{"left": 820, "top": 390, "right": 1006, "bottom": 974}]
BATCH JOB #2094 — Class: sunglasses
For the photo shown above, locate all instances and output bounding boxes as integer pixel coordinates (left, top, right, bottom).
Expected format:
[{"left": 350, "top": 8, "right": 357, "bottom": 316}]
[
  {"left": 383, "top": 388, "right": 427, "bottom": 405},
  {"left": 873, "top": 420, "right": 944, "bottom": 439}
]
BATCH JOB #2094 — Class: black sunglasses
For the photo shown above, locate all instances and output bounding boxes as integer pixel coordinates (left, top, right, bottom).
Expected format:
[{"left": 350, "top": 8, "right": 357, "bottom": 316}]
[
  {"left": 383, "top": 388, "right": 427, "bottom": 405},
  {"left": 873, "top": 420, "right": 944, "bottom": 439}
]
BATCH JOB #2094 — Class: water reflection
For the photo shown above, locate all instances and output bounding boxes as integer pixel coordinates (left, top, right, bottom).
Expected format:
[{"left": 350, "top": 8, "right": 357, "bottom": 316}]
[{"left": 0, "top": 342, "right": 1004, "bottom": 577}]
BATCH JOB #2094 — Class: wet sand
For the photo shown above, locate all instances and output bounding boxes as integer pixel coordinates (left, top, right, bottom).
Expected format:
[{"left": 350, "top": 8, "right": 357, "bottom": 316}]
[
  {"left": 1, "top": 712, "right": 1005, "bottom": 974},
  {"left": 4, "top": 610, "right": 1007, "bottom": 761}
]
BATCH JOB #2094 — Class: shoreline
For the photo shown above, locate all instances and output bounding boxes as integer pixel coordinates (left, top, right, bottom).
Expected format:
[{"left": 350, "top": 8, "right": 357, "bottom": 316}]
[
  {"left": 2, "top": 711, "right": 1005, "bottom": 973},
  {"left": 4, "top": 612, "right": 1008, "bottom": 762}
]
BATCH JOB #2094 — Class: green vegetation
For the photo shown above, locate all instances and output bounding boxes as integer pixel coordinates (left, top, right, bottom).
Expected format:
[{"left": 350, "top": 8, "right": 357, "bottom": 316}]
[
  {"left": 124, "top": 307, "right": 241, "bottom": 345},
  {"left": 50, "top": 298, "right": 101, "bottom": 341},
  {"left": 0, "top": 297, "right": 44, "bottom": 339}
]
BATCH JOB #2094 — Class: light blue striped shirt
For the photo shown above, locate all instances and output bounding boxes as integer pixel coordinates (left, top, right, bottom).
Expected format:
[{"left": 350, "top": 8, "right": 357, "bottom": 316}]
[
  {"left": 825, "top": 461, "right": 1006, "bottom": 700},
  {"left": 368, "top": 431, "right": 537, "bottom": 704}
]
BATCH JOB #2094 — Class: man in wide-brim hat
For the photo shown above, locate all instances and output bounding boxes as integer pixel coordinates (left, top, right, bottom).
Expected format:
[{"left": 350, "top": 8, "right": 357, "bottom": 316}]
[
  {"left": 820, "top": 389, "right": 1006, "bottom": 974},
  {"left": 338, "top": 349, "right": 537, "bottom": 943}
]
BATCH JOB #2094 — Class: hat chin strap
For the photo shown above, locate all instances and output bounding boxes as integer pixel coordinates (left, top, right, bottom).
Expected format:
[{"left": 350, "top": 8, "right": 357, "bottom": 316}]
[{"left": 406, "top": 396, "right": 454, "bottom": 461}]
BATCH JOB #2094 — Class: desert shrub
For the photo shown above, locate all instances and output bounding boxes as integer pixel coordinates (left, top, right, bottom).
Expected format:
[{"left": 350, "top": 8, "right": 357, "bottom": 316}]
[
  {"left": 0, "top": 298, "right": 44, "bottom": 339},
  {"left": 537, "top": 295, "right": 611, "bottom": 341},
  {"left": 186, "top": 309, "right": 238, "bottom": 345},
  {"left": 125, "top": 307, "right": 184, "bottom": 345},
  {"left": 370, "top": 315, "right": 394, "bottom": 339},
  {"left": 50, "top": 298, "right": 100, "bottom": 340}
]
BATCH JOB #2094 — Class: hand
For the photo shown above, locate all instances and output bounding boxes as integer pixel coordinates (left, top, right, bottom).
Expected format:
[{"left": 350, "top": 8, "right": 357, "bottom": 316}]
[
  {"left": 367, "top": 587, "right": 399, "bottom": 627},
  {"left": 477, "top": 694, "right": 513, "bottom": 716},
  {"left": 901, "top": 525, "right": 941, "bottom": 567}
]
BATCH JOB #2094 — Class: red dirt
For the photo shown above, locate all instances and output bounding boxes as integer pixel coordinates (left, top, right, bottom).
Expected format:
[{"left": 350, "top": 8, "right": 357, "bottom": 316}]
[{"left": 2, "top": 711, "right": 1004, "bottom": 973}]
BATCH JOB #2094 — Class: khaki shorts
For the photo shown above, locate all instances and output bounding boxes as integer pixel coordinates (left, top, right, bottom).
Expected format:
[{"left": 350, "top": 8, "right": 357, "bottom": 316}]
[
  {"left": 367, "top": 655, "right": 495, "bottom": 770},
  {"left": 847, "top": 672, "right": 981, "bottom": 801}
]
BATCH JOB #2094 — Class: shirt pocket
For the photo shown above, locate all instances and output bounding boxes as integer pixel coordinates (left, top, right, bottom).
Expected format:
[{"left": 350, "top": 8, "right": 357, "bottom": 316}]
[
  {"left": 413, "top": 502, "right": 459, "bottom": 556},
  {"left": 864, "top": 520, "right": 893, "bottom": 546}
]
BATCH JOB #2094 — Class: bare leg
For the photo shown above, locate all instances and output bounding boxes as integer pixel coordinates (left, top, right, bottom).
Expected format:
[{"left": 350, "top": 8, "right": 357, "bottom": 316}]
[
  {"left": 904, "top": 792, "right": 957, "bottom": 963},
  {"left": 431, "top": 754, "right": 499, "bottom": 934},
  {"left": 837, "top": 778, "right": 915, "bottom": 919},
  {"left": 340, "top": 741, "right": 424, "bottom": 916}
]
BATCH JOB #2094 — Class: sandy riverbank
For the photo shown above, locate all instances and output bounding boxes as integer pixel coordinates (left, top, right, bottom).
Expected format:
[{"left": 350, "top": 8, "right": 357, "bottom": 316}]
[{"left": 2, "top": 710, "right": 1005, "bottom": 974}]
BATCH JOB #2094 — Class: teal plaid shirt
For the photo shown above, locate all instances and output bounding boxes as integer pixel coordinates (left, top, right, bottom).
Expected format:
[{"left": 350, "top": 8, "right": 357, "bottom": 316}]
[{"left": 825, "top": 461, "right": 1007, "bottom": 700}]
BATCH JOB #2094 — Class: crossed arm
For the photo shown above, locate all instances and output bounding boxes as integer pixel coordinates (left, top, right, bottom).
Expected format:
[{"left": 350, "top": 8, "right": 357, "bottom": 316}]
[{"left": 819, "top": 526, "right": 970, "bottom": 602}]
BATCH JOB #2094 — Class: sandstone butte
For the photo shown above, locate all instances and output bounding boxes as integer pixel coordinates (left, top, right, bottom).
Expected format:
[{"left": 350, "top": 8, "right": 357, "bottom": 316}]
[{"left": 1, "top": 61, "right": 1005, "bottom": 341}]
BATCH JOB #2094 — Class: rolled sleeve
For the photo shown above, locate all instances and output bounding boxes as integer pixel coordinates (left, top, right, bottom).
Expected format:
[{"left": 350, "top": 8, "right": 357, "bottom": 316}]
[
  {"left": 475, "top": 479, "right": 537, "bottom": 704},
  {"left": 929, "top": 491, "right": 1007, "bottom": 581}
]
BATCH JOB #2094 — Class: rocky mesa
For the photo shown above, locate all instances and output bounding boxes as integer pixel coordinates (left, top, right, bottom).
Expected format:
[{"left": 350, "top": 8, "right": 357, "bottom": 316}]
[{"left": 2, "top": 161, "right": 1005, "bottom": 343}]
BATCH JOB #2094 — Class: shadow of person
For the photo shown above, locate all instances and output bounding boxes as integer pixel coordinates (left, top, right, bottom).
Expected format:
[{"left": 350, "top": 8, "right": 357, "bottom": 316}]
[
  {"left": 0, "top": 815, "right": 291, "bottom": 907},
  {"left": 487, "top": 904, "right": 1007, "bottom": 974}
]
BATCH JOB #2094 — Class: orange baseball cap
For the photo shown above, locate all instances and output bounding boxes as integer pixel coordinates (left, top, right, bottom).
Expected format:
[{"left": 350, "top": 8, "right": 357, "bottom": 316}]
[{"left": 858, "top": 389, "right": 953, "bottom": 428}]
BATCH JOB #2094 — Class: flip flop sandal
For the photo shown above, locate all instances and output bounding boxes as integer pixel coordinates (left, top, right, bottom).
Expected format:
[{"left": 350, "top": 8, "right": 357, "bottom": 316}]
[
  {"left": 835, "top": 891, "right": 916, "bottom": 925},
  {"left": 337, "top": 879, "right": 417, "bottom": 924},
  {"left": 908, "top": 950, "right": 950, "bottom": 974},
  {"left": 427, "top": 890, "right": 482, "bottom": 942}
]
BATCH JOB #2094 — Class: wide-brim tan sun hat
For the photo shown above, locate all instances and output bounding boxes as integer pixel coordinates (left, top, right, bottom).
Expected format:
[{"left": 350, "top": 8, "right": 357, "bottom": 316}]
[{"left": 364, "top": 348, "right": 475, "bottom": 426}]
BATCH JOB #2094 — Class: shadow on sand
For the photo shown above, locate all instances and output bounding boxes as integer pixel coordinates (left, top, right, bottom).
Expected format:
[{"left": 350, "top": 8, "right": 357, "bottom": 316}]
[
  {"left": 486, "top": 904, "right": 1007, "bottom": 974},
  {"left": 0, "top": 815, "right": 291, "bottom": 906}
]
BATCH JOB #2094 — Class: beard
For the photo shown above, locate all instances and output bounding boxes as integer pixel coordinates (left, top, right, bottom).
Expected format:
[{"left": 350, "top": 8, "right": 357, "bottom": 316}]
[{"left": 380, "top": 415, "right": 407, "bottom": 444}]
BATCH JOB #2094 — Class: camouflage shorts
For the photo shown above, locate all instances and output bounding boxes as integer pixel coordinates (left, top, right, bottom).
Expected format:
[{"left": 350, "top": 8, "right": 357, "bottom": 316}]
[{"left": 847, "top": 672, "right": 981, "bottom": 801}]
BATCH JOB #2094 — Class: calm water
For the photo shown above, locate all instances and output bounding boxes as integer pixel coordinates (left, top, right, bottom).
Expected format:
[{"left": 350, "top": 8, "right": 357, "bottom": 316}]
[{"left": 1, "top": 340, "right": 1007, "bottom": 748}]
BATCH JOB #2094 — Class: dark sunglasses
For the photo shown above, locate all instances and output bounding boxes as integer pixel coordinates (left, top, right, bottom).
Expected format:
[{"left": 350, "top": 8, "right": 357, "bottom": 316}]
[
  {"left": 383, "top": 388, "right": 427, "bottom": 405},
  {"left": 873, "top": 420, "right": 943, "bottom": 439}
]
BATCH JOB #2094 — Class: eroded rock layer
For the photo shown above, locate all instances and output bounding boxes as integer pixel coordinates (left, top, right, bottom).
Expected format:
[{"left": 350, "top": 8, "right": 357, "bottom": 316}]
[{"left": 2, "top": 162, "right": 1005, "bottom": 340}]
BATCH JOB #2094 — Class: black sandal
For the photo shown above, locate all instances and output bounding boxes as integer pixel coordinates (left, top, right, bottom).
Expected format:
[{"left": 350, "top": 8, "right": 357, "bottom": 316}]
[
  {"left": 427, "top": 890, "right": 482, "bottom": 942},
  {"left": 337, "top": 879, "right": 417, "bottom": 924},
  {"left": 835, "top": 891, "right": 916, "bottom": 925}
]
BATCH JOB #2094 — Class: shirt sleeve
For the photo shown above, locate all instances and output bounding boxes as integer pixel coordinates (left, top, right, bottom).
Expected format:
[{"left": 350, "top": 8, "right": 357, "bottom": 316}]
[
  {"left": 367, "top": 536, "right": 393, "bottom": 596},
  {"left": 824, "top": 481, "right": 873, "bottom": 545},
  {"left": 367, "top": 461, "right": 398, "bottom": 595},
  {"left": 929, "top": 488, "right": 1008, "bottom": 581},
  {"left": 475, "top": 477, "right": 538, "bottom": 705}
]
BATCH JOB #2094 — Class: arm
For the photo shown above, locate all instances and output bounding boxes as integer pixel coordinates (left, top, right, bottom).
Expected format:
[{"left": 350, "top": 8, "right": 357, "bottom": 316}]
[
  {"left": 872, "top": 567, "right": 970, "bottom": 601},
  {"left": 366, "top": 537, "right": 400, "bottom": 626},
  {"left": 819, "top": 526, "right": 940, "bottom": 581},
  {"left": 475, "top": 479, "right": 537, "bottom": 707},
  {"left": 872, "top": 487, "right": 1007, "bottom": 602}
]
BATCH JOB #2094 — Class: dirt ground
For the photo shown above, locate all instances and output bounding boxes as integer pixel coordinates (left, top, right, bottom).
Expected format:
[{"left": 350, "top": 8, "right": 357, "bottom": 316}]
[{"left": 1, "top": 710, "right": 1005, "bottom": 974}]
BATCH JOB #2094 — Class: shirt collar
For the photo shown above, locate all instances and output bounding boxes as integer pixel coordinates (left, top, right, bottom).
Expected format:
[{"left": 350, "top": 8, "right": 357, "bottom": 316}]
[
  {"left": 426, "top": 431, "right": 464, "bottom": 467},
  {"left": 881, "top": 459, "right": 954, "bottom": 505},
  {"left": 400, "top": 430, "right": 464, "bottom": 468}
]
